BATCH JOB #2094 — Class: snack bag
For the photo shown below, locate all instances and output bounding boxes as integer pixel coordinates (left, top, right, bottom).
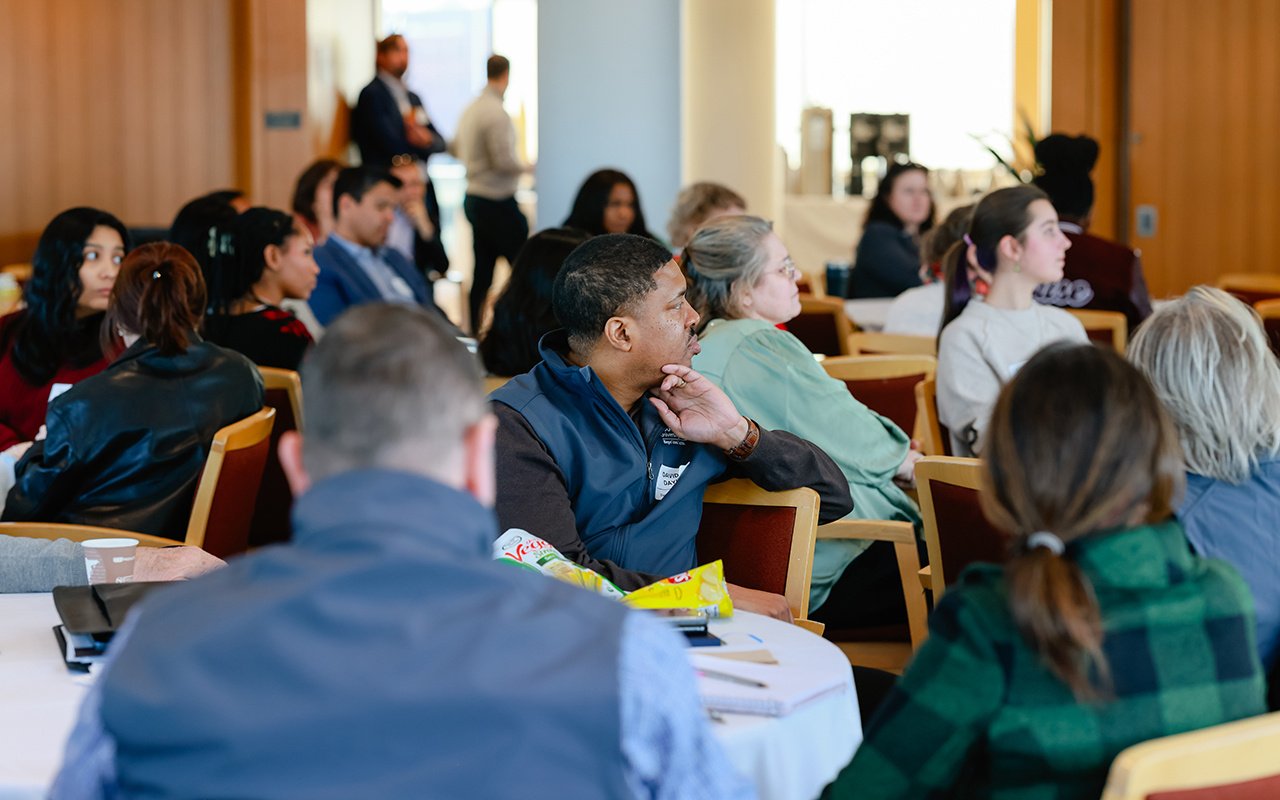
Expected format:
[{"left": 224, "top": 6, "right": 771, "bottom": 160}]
[
  {"left": 623, "top": 560, "right": 734, "bottom": 618},
  {"left": 493, "top": 529, "right": 627, "bottom": 600}
]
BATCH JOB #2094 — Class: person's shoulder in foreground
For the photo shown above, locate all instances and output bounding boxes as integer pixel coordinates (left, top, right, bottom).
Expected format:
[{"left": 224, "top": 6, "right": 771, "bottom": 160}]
[{"left": 52, "top": 303, "right": 752, "bottom": 800}]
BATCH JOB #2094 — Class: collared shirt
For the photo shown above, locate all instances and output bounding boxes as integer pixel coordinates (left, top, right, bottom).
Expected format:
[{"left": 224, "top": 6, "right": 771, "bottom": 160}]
[
  {"left": 327, "top": 232, "right": 417, "bottom": 304},
  {"left": 377, "top": 69, "right": 413, "bottom": 116},
  {"left": 835, "top": 520, "right": 1266, "bottom": 799}
]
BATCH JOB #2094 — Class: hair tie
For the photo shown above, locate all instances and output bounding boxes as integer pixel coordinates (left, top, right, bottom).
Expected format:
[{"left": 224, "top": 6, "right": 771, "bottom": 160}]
[
  {"left": 1027, "top": 531, "right": 1065, "bottom": 555},
  {"left": 963, "top": 234, "right": 975, "bottom": 248}
]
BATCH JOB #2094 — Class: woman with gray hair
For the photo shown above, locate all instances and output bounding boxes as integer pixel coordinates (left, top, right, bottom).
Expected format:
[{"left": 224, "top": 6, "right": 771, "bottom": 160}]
[
  {"left": 1128, "top": 285, "right": 1280, "bottom": 670},
  {"left": 686, "top": 215, "right": 924, "bottom": 627}
]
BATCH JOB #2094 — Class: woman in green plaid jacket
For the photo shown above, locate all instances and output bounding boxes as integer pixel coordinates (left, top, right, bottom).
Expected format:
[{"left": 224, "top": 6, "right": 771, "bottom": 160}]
[{"left": 833, "top": 343, "right": 1267, "bottom": 799}]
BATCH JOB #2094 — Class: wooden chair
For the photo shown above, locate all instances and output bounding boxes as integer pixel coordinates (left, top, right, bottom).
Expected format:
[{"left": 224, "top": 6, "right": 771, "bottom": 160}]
[
  {"left": 822, "top": 354, "right": 937, "bottom": 440},
  {"left": 816, "top": 518, "right": 929, "bottom": 673},
  {"left": 1254, "top": 299, "right": 1280, "bottom": 358},
  {"left": 0, "top": 522, "right": 182, "bottom": 548},
  {"left": 1067, "top": 308, "right": 1128, "bottom": 353},
  {"left": 185, "top": 407, "right": 276, "bottom": 559},
  {"left": 248, "top": 368, "right": 303, "bottom": 549},
  {"left": 1217, "top": 272, "right": 1280, "bottom": 307},
  {"left": 847, "top": 331, "right": 937, "bottom": 357},
  {"left": 787, "top": 294, "right": 854, "bottom": 357},
  {"left": 697, "top": 479, "right": 822, "bottom": 633},
  {"left": 914, "top": 377, "right": 952, "bottom": 457},
  {"left": 916, "top": 456, "right": 1009, "bottom": 598},
  {"left": 1100, "top": 711, "right": 1280, "bottom": 800}
]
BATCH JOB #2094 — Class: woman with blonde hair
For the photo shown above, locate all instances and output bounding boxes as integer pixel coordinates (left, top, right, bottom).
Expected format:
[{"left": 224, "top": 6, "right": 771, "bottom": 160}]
[
  {"left": 686, "top": 215, "right": 922, "bottom": 627},
  {"left": 836, "top": 342, "right": 1265, "bottom": 798},
  {"left": 1129, "top": 285, "right": 1280, "bottom": 669}
]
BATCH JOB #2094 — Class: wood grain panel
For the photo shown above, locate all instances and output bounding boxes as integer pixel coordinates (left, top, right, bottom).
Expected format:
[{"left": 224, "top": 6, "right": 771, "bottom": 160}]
[
  {"left": 1128, "top": 0, "right": 1280, "bottom": 296},
  {"left": 0, "top": 0, "right": 238, "bottom": 264}
]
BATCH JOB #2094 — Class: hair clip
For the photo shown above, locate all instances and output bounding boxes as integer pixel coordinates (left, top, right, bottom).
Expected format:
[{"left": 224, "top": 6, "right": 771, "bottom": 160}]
[
  {"left": 963, "top": 234, "right": 975, "bottom": 248},
  {"left": 1027, "top": 531, "right": 1065, "bottom": 555},
  {"left": 151, "top": 270, "right": 162, "bottom": 280}
]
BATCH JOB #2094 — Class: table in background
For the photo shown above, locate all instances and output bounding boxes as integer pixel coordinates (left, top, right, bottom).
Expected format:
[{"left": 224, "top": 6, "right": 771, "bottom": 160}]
[
  {"left": 0, "top": 596, "right": 861, "bottom": 800},
  {"left": 705, "top": 612, "right": 861, "bottom": 800},
  {"left": 843, "top": 298, "right": 894, "bottom": 332}
]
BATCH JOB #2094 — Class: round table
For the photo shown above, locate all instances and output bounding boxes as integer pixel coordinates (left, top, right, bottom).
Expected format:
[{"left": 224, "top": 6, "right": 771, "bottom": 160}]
[{"left": 0, "top": 594, "right": 860, "bottom": 800}]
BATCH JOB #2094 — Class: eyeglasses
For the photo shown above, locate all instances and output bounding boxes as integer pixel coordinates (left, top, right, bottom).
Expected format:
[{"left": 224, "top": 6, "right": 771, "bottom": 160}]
[{"left": 775, "top": 258, "right": 799, "bottom": 280}]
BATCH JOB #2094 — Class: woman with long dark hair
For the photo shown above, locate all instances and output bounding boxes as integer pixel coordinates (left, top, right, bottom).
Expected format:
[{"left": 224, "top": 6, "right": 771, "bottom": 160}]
[
  {"left": 836, "top": 343, "right": 1266, "bottom": 798},
  {"left": 935, "top": 185, "right": 1086, "bottom": 456},
  {"left": 562, "top": 169, "right": 657, "bottom": 239},
  {"left": 4, "top": 243, "right": 262, "bottom": 535},
  {"left": 203, "top": 207, "right": 318, "bottom": 370},
  {"left": 0, "top": 208, "right": 129, "bottom": 453},
  {"left": 479, "top": 227, "right": 591, "bottom": 377},
  {"left": 849, "top": 162, "right": 935, "bottom": 298}
]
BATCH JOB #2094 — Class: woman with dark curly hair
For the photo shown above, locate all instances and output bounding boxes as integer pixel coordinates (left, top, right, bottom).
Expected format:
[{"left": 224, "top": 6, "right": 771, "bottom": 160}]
[
  {"left": 562, "top": 168, "right": 658, "bottom": 239},
  {"left": 0, "top": 208, "right": 129, "bottom": 454}
]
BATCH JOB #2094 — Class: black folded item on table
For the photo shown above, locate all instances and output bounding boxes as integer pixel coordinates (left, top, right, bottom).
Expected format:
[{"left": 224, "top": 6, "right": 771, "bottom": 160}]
[{"left": 51, "top": 581, "right": 173, "bottom": 670}]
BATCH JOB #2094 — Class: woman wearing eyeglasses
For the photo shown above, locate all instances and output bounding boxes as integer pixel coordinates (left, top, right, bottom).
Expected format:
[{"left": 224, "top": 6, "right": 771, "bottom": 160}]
[{"left": 686, "top": 215, "right": 923, "bottom": 628}]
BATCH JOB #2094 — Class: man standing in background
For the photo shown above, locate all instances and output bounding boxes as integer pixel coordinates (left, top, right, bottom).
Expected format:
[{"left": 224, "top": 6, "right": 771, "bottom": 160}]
[
  {"left": 451, "top": 54, "right": 529, "bottom": 335},
  {"left": 351, "top": 35, "right": 449, "bottom": 283}
]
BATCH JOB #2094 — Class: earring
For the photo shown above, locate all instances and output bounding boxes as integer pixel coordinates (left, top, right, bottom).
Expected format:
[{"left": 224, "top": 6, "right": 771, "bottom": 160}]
[{"left": 1013, "top": 260, "right": 1022, "bottom": 274}]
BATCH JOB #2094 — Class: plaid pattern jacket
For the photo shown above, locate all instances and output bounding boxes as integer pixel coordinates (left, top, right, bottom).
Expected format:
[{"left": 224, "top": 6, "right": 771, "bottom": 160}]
[{"left": 834, "top": 520, "right": 1266, "bottom": 799}]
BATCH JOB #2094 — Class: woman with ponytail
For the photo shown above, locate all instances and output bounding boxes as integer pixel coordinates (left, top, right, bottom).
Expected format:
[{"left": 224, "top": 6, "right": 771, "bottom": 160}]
[
  {"left": 203, "top": 207, "right": 318, "bottom": 369},
  {"left": 4, "top": 243, "right": 263, "bottom": 536},
  {"left": 935, "top": 184, "right": 1087, "bottom": 456},
  {"left": 835, "top": 343, "right": 1265, "bottom": 799}
]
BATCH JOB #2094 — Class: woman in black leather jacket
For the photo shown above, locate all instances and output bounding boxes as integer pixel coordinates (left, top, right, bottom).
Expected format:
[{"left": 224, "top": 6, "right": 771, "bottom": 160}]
[{"left": 3, "top": 242, "right": 264, "bottom": 537}]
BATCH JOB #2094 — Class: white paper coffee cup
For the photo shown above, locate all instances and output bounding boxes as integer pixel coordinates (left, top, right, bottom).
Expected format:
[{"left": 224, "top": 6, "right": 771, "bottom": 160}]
[{"left": 82, "top": 538, "right": 139, "bottom": 584}]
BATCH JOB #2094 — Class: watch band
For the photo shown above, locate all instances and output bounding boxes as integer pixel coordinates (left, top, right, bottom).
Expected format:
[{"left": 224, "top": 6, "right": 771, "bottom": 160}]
[{"left": 724, "top": 418, "right": 760, "bottom": 461}]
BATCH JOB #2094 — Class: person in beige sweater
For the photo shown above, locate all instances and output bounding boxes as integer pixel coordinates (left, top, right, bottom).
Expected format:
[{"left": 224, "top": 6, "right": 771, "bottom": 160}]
[{"left": 936, "top": 186, "right": 1087, "bottom": 456}]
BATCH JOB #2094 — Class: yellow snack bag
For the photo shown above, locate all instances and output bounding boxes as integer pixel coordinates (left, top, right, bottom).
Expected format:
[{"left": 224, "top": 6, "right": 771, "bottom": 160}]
[{"left": 622, "top": 560, "right": 734, "bottom": 618}]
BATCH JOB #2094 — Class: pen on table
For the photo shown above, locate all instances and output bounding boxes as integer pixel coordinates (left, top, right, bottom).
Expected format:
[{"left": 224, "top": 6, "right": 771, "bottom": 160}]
[{"left": 696, "top": 668, "right": 768, "bottom": 689}]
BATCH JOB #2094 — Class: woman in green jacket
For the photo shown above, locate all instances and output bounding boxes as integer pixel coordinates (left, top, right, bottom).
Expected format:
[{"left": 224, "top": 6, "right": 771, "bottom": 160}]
[
  {"left": 833, "top": 343, "right": 1266, "bottom": 799},
  {"left": 685, "top": 215, "right": 922, "bottom": 627}
]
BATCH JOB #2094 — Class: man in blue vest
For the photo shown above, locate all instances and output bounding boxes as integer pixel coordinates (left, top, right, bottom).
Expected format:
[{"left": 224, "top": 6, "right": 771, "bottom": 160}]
[
  {"left": 309, "top": 166, "right": 447, "bottom": 326},
  {"left": 491, "top": 234, "right": 853, "bottom": 621},
  {"left": 52, "top": 305, "right": 753, "bottom": 799}
]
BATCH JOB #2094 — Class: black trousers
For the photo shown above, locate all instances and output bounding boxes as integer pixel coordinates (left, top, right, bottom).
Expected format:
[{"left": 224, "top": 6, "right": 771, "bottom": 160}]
[
  {"left": 463, "top": 194, "right": 529, "bottom": 335},
  {"left": 809, "top": 537, "right": 930, "bottom": 629}
]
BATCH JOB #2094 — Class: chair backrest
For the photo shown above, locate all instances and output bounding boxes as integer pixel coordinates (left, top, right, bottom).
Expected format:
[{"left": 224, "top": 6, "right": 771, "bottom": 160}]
[
  {"left": 1100, "top": 711, "right": 1280, "bottom": 800},
  {"left": 1217, "top": 272, "right": 1280, "bottom": 307},
  {"left": 822, "top": 354, "right": 937, "bottom": 437},
  {"left": 185, "top": 407, "right": 276, "bottom": 558},
  {"left": 788, "top": 294, "right": 854, "bottom": 357},
  {"left": 915, "top": 456, "right": 1009, "bottom": 596},
  {"left": 847, "top": 331, "right": 937, "bottom": 356},
  {"left": 1, "top": 262, "right": 33, "bottom": 284},
  {"left": 914, "top": 377, "right": 952, "bottom": 456},
  {"left": 1254, "top": 299, "right": 1280, "bottom": 358},
  {"left": 0, "top": 522, "right": 183, "bottom": 548},
  {"left": 1067, "top": 308, "right": 1128, "bottom": 353},
  {"left": 249, "top": 368, "right": 304, "bottom": 548},
  {"left": 697, "top": 479, "right": 819, "bottom": 623}
]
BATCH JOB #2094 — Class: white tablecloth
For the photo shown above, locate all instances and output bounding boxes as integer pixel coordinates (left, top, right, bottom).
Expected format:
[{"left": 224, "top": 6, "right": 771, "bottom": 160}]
[
  {"left": 0, "top": 596, "right": 859, "bottom": 800},
  {"left": 843, "top": 298, "right": 894, "bottom": 332},
  {"left": 704, "top": 613, "right": 861, "bottom": 800}
]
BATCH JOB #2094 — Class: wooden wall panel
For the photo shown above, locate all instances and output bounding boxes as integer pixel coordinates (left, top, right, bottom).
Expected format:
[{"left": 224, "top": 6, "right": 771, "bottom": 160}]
[
  {"left": 1128, "top": 0, "right": 1280, "bottom": 296},
  {"left": 0, "top": 0, "right": 236, "bottom": 264},
  {"left": 1050, "top": 0, "right": 1121, "bottom": 240}
]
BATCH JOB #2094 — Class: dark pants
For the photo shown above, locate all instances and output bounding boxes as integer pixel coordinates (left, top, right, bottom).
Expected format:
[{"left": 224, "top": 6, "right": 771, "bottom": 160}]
[
  {"left": 809, "top": 537, "right": 930, "bottom": 630},
  {"left": 463, "top": 194, "right": 528, "bottom": 335}
]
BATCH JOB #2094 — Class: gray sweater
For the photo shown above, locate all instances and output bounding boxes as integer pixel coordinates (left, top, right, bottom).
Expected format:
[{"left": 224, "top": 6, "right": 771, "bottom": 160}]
[{"left": 0, "top": 535, "right": 86, "bottom": 592}]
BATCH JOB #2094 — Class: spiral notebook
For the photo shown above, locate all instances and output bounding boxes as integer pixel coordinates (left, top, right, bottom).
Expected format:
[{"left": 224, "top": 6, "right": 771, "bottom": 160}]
[{"left": 690, "top": 655, "right": 847, "bottom": 717}]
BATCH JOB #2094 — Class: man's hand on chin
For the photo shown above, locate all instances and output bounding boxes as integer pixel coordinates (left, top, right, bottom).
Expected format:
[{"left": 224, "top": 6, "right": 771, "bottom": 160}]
[
  {"left": 648, "top": 364, "right": 749, "bottom": 449},
  {"left": 134, "top": 547, "right": 226, "bottom": 582},
  {"left": 726, "top": 583, "right": 794, "bottom": 622}
]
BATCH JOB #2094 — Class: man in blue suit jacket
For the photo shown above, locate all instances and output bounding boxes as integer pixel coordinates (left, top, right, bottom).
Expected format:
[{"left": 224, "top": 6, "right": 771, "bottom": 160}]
[
  {"left": 310, "top": 166, "right": 448, "bottom": 327},
  {"left": 350, "top": 34, "right": 449, "bottom": 279}
]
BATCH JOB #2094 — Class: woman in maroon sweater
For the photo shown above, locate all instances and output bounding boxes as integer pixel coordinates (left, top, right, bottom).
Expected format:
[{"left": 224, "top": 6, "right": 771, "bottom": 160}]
[{"left": 0, "top": 208, "right": 129, "bottom": 453}]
